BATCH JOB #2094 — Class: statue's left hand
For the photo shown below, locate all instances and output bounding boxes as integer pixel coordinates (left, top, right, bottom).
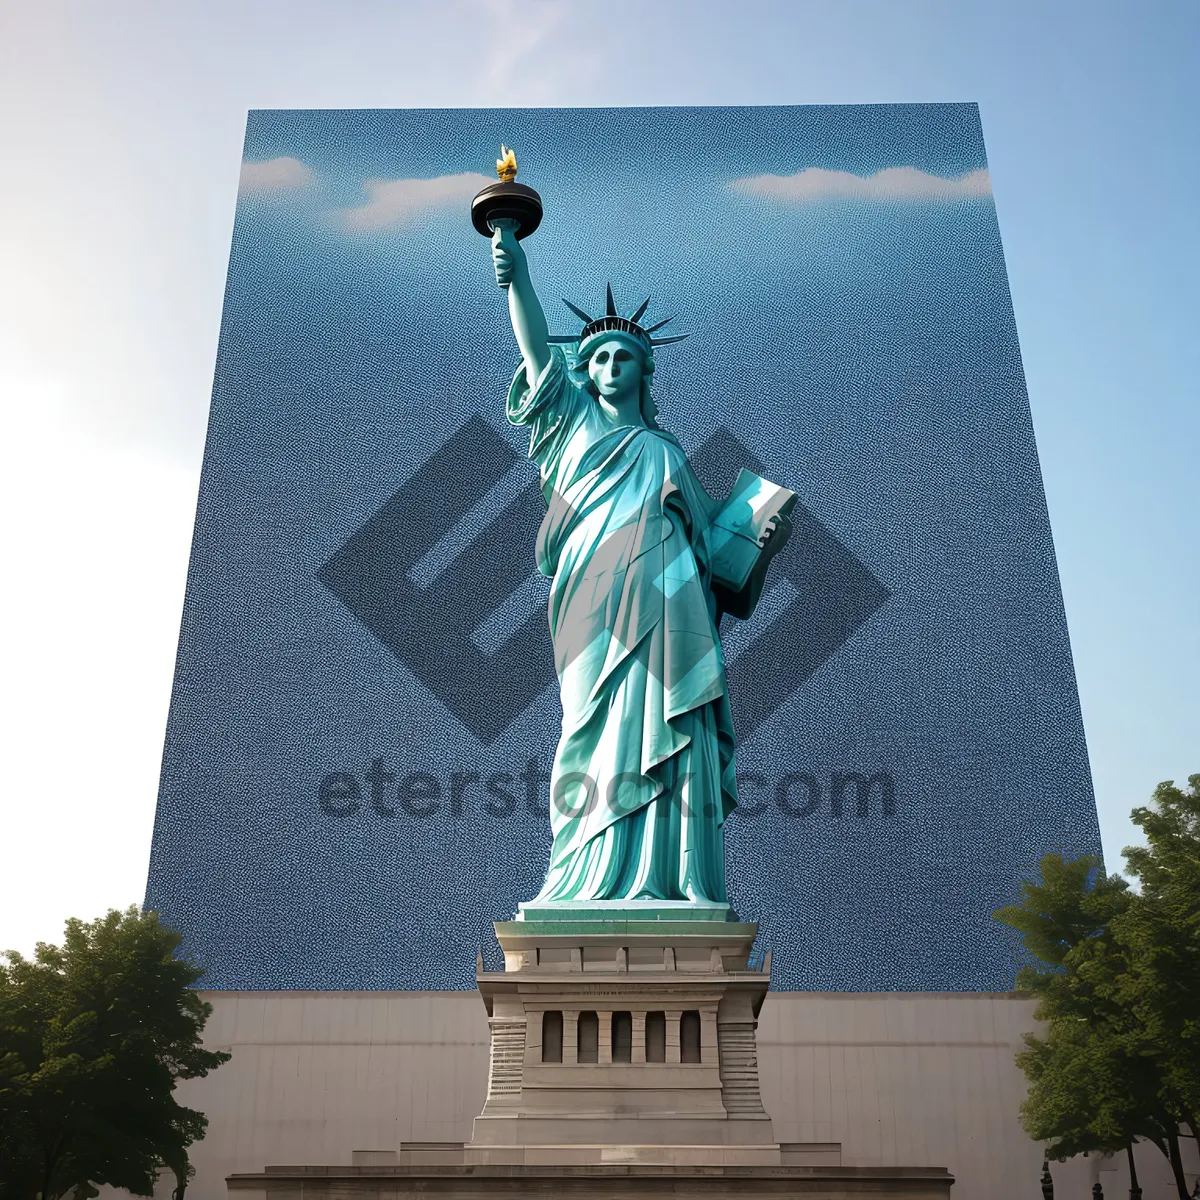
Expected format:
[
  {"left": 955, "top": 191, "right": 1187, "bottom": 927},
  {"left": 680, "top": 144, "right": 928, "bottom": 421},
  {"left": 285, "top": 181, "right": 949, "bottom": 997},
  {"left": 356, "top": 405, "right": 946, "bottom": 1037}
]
[
  {"left": 757, "top": 514, "right": 793, "bottom": 556},
  {"left": 715, "top": 514, "right": 793, "bottom": 623}
]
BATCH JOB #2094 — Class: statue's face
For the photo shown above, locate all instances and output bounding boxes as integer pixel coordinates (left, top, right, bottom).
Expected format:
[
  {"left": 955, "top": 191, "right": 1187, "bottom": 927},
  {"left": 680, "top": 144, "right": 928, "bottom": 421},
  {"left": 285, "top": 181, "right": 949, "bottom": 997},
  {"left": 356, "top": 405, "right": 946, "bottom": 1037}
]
[{"left": 587, "top": 338, "right": 645, "bottom": 402}]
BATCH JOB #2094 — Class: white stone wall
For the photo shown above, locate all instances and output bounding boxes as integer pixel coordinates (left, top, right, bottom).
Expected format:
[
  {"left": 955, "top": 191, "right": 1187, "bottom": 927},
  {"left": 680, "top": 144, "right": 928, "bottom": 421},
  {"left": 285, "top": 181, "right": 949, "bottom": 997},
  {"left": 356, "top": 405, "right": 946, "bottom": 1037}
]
[{"left": 163, "top": 990, "right": 1195, "bottom": 1200}]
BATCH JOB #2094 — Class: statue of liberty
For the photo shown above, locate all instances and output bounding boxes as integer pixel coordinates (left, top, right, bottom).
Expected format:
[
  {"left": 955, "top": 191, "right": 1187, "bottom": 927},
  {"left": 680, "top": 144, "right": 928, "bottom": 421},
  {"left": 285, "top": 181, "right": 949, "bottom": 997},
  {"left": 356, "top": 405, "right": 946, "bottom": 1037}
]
[{"left": 483, "top": 173, "right": 793, "bottom": 917}]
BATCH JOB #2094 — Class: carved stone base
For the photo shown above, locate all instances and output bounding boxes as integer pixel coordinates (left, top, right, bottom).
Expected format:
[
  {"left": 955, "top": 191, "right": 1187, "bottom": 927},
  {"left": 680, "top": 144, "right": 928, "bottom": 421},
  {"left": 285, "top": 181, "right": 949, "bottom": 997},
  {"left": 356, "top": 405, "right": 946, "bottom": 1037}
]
[{"left": 471, "top": 919, "right": 774, "bottom": 1157}]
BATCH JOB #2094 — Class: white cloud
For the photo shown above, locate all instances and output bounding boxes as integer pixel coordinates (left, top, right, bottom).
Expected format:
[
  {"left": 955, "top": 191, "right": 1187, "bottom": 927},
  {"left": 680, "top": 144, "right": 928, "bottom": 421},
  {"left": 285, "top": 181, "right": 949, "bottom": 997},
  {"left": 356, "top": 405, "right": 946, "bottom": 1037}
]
[
  {"left": 730, "top": 166, "right": 992, "bottom": 204},
  {"left": 239, "top": 156, "right": 315, "bottom": 193},
  {"left": 340, "top": 172, "right": 495, "bottom": 232}
]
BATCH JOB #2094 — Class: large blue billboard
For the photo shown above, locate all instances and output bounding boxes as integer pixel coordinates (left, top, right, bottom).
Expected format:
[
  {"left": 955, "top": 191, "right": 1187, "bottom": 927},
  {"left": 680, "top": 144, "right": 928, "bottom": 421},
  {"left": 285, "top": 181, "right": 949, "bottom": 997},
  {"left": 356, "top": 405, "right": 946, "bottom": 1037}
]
[{"left": 147, "top": 104, "right": 1100, "bottom": 990}]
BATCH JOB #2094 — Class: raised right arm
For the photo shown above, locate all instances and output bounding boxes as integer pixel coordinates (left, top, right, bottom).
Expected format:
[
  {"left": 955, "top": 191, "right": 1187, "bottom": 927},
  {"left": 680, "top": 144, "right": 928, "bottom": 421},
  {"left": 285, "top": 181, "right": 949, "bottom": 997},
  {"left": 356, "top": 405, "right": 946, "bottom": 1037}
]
[{"left": 491, "top": 219, "right": 551, "bottom": 384}]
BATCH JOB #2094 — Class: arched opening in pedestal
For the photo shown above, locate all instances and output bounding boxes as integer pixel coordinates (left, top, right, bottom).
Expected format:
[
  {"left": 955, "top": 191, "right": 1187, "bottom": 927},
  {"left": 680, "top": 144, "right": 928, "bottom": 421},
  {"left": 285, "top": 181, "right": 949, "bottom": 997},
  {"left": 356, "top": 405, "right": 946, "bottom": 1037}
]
[
  {"left": 578, "top": 1011, "right": 599, "bottom": 1063},
  {"left": 645, "top": 1011, "right": 666, "bottom": 1063},
  {"left": 681, "top": 1010, "right": 701, "bottom": 1063},
  {"left": 612, "top": 1011, "right": 632, "bottom": 1062},
  {"left": 541, "top": 1010, "right": 563, "bottom": 1063}
]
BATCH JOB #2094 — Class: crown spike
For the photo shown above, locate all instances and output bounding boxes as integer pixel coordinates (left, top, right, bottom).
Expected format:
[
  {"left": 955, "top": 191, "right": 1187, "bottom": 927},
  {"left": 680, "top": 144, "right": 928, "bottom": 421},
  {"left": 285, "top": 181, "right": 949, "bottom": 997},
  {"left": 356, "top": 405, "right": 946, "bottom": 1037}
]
[
  {"left": 629, "top": 296, "right": 652, "bottom": 324},
  {"left": 562, "top": 299, "right": 594, "bottom": 324},
  {"left": 650, "top": 333, "right": 690, "bottom": 346},
  {"left": 644, "top": 315, "right": 676, "bottom": 334},
  {"left": 605, "top": 283, "right": 617, "bottom": 316}
]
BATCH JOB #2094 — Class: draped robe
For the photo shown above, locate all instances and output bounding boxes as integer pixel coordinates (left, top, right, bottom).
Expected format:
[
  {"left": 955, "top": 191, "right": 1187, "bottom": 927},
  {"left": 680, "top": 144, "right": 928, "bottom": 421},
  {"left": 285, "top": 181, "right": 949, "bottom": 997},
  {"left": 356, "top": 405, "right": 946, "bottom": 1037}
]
[{"left": 508, "top": 348, "right": 738, "bottom": 904}]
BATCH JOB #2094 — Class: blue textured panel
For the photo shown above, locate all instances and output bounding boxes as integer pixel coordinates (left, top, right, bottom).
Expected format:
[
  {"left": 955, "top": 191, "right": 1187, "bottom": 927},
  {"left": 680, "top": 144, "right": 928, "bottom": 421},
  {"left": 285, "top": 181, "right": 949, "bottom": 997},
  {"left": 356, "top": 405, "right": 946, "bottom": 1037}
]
[{"left": 146, "top": 105, "right": 1100, "bottom": 991}]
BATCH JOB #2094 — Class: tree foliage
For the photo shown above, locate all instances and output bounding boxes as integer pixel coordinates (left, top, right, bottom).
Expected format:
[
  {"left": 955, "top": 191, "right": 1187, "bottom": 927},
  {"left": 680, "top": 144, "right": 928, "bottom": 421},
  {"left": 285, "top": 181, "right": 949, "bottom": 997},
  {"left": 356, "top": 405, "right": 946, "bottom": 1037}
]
[
  {"left": 0, "top": 907, "right": 230, "bottom": 1200},
  {"left": 1121, "top": 777, "right": 1200, "bottom": 1121},
  {"left": 995, "top": 775, "right": 1200, "bottom": 1199}
]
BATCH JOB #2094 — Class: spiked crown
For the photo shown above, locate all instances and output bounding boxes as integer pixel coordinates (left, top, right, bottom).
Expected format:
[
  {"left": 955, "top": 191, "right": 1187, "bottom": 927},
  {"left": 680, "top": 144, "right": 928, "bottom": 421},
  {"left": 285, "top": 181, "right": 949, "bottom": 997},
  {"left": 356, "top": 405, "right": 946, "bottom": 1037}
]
[{"left": 548, "top": 284, "right": 690, "bottom": 356}]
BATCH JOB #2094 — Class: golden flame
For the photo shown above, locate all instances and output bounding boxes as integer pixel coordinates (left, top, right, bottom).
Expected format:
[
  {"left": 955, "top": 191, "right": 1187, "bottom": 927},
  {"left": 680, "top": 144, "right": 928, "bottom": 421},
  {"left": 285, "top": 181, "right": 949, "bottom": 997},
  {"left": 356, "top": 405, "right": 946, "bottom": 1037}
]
[{"left": 496, "top": 144, "right": 518, "bottom": 183}]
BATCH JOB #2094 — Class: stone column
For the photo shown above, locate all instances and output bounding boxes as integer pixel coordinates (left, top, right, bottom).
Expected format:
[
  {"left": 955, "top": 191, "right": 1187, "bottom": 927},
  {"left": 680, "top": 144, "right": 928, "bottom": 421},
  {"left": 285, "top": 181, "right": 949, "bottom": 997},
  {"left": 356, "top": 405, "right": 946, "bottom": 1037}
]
[
  {"left": 563, "top": 1010, "right": 579, "bottom": 1065},
  {"left": 631, "top": 1011, "right": 647, "bottom": 1065},
  {"left": 665, "top": 1009, "right": 683, "bottom": 1065},
  {"left": 700, "top": 1009, "right": 719, "bottom": 1067},
  {"left": 524, "top": 1009, "right": 544, "bottom": 1066},
  {"left": 597, "top": 1010, "right": 612, "bottom": 1065}
]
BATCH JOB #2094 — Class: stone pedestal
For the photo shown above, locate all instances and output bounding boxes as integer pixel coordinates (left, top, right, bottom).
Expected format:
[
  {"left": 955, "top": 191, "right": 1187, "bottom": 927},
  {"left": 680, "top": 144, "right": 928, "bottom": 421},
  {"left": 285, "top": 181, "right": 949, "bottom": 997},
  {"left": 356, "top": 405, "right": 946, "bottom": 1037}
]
[{"left": 469, "top": 917, "right": 775, "bottom": 1162}]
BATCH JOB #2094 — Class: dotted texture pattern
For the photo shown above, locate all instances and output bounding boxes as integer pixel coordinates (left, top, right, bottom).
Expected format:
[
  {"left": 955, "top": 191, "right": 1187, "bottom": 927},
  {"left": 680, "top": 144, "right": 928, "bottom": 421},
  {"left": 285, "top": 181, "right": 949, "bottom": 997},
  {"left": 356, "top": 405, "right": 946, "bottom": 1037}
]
[{"left": 145, "top": 105, "right": 1100, "bottom": 991}]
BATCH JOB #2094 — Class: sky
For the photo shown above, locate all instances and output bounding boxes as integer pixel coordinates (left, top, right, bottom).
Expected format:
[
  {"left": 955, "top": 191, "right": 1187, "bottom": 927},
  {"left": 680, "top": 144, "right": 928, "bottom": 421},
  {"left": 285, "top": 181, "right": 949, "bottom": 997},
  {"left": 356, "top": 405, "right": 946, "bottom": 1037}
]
[{"left": 0, "top": 0, "right": 1196, "bottom": 958}]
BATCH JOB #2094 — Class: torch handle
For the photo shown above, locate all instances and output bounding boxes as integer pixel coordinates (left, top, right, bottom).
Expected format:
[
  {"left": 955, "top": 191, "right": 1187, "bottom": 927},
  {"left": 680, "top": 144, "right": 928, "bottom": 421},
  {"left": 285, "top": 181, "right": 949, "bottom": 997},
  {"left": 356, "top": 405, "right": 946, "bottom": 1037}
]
[{"left": 490, "top": 218, "right": 523, "bottom": 290}]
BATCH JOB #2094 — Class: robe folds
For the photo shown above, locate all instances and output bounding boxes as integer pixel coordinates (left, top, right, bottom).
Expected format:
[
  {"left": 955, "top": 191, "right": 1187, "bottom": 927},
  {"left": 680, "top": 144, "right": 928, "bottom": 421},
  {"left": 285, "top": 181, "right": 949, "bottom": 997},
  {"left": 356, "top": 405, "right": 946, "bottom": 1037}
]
[{"left": 507, "top": 348, "right": 738, "bottom": 904}]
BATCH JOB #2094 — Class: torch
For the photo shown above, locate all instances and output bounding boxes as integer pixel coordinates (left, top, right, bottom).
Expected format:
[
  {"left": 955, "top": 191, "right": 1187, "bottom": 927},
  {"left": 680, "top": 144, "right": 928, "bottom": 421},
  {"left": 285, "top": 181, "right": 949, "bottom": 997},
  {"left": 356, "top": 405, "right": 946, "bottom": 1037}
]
[{"left": 471, "top": 145, "right": 543, "bottom": 240}]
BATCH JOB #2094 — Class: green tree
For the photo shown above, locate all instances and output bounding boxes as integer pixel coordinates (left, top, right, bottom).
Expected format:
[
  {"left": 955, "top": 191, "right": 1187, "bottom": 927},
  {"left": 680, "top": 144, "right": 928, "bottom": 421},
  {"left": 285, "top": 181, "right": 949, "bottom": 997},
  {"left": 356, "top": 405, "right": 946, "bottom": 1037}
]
[
  {"left": 0, "top": 907, "right": 230, "bottom": 1200},
  {"left": 996, "top": 775, "right": 1200, "bottom": 1199},
  {"left": 1120, "top": 776, "right": 1200, "bottom": 1127}
]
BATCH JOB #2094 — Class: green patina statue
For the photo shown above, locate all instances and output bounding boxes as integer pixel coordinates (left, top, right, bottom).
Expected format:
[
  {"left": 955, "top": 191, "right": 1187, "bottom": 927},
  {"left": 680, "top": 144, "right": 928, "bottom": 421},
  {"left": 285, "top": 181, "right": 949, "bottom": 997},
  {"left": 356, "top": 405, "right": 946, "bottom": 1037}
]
[{"left": 482, "top": 156, "right": 793, "bottom": 919}]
